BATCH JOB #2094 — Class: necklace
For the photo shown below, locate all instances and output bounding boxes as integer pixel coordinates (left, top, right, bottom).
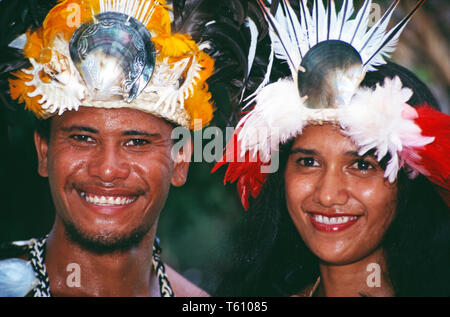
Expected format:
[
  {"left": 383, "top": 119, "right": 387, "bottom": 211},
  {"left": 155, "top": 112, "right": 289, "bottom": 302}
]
[
  {"left": 308, "top": 276, "right": 321, "bottom": 297},
  {"left": 27, "top": 236, "right": 174, "bottom": 297}
]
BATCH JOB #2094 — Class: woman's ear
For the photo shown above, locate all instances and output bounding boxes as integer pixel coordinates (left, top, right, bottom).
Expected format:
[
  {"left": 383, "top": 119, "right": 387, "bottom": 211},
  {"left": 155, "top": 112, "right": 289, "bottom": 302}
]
[
  {"left": 171, "top": 138, "right": 193, "bottom": 187},
  {"left": 34, "top": 130, "right": 49, "bottom": 178}
]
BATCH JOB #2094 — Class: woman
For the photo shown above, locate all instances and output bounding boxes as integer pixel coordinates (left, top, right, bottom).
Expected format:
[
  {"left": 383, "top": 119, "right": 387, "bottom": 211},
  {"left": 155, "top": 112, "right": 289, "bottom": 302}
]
[{"left": 213, "top": 0, "right": 450, "bottom": 297}]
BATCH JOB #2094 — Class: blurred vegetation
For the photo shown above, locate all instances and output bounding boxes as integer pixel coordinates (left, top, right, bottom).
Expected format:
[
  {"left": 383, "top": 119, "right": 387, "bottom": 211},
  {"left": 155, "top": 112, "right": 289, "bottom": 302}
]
[{"left": 0, "top": 0, "right": 448, "bottom": 295}]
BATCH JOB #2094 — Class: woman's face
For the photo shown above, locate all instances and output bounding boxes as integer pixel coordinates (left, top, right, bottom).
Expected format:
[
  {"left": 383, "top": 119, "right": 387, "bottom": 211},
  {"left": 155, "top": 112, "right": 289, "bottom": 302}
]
[{"left": 284, "top": 124, "right": 398, "bottom": 265}]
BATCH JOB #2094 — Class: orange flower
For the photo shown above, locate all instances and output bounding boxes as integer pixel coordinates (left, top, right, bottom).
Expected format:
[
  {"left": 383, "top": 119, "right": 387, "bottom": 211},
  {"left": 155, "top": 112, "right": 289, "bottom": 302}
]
[
  {"left": 145, "top": 2, "right": 172, "bottom": 36},
  {"left": 185, "top": 85, "right": 215, "bottom": 130},
  {"left": 9, "top": 69, "right": 45, "bottom": 117},
  {"left": 153, "top": 34, "right": 198, "bottom": 59},
  {"left": 196, "top": 51, "right": 215, "bottom": 86},
  {"left": 42, "top": 0, "right": 99, "bottom": 44},
  {"left": 23, "top": 29, "right": 43, "bottom": 60}
]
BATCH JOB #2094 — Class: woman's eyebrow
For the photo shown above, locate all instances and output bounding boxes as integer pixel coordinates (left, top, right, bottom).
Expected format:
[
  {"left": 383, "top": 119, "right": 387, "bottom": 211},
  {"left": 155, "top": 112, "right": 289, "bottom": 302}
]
[
  {"left": 344, "top": 150, "right": 377, "bottom": 158},
  {"left": 290, "top": 147, "right": 319, "bottom": 155}
]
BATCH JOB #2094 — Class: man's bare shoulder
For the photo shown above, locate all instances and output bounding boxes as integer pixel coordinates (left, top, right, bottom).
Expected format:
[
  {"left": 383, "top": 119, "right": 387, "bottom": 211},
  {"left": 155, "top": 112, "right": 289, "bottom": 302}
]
[{"left": 165, "top": 265, "right": 209, "bottom": 297}]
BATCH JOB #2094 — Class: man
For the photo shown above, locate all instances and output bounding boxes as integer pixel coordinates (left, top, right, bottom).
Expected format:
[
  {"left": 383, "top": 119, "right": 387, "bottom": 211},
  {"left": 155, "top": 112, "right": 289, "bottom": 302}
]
[{"left": 0, "top": 0, "right": 249, "bottom": 296}]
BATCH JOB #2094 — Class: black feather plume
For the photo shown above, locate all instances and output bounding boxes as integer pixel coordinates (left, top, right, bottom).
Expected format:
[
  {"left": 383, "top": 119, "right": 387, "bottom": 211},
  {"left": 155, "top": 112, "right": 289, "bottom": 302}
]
[{"left": 170, "top": 0, "right": 270, "bottom": 127}]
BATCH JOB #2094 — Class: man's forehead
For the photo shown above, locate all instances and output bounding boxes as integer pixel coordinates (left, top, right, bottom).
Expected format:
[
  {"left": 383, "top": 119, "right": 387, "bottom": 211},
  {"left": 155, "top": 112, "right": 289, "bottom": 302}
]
[{"left": 52, "top": 107, "right": 172, "bottom": 135}]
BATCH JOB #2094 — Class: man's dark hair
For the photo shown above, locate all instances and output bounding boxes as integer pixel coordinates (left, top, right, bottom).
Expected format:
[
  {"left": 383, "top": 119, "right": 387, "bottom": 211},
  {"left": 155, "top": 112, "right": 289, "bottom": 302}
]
[{"left": 35, "top": 119, "right": 51, "bottom": 140}]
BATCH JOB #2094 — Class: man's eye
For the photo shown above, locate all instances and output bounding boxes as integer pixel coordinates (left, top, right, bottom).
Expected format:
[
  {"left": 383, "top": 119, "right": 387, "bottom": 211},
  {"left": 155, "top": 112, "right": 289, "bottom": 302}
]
[
  {"left": 125, "top": 139, "right": 150, "bottom": 147},
  {"left": 70, "top": 135, "right": 94, "bottom": 143},
  {"left": 296, "top": 157, "right": 319, "bottom": 167}
]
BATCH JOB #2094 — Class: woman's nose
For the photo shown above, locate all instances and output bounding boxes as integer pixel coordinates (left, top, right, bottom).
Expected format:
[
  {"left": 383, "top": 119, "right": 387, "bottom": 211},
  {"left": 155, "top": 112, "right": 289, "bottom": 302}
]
[{"left": 313, "top": 165, "right": 349, "bottom": 207}]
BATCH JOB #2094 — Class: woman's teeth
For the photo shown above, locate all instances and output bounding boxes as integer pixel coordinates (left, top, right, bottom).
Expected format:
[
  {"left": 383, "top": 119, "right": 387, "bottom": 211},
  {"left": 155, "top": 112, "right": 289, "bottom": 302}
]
[
  {"left": 313, "top": 214, "right": 358, "bottom": 225},
  {"left": 80, "top": 192, "right": 136, "bottom": 206}
]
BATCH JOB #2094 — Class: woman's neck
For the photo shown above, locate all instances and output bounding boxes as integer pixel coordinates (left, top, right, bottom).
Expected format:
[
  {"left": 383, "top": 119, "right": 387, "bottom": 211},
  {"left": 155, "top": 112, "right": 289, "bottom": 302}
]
[{"left": 316, "top": 248, "right": 394, "bottom": 297}]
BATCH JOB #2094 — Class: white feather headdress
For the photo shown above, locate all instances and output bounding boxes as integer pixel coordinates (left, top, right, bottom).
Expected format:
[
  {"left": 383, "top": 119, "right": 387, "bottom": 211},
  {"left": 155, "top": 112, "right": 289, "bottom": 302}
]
[
  {"left": 239, "top": 0, "right": 428, "bottom": 175},
  {"left": 213, "top": 0, "right": 450, "bottom": 210}
]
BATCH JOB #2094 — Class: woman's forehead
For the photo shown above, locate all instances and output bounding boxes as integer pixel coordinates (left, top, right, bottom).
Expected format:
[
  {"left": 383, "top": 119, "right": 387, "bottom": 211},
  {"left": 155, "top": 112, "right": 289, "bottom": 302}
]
[{"left": 291, "top": 124, "right": 358, "bottom": 152}]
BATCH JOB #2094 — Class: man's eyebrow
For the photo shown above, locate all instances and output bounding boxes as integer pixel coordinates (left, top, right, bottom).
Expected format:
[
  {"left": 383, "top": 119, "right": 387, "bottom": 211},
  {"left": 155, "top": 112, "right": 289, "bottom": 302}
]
[
  {"left": 122, "top": 130, "right": 161, "bottom": 137},
  {"left": 60, "top": 125, "right": 99, "bottom": 134},
  {"left": 290, "top": 147, "right": 319, "bottom": 155}
]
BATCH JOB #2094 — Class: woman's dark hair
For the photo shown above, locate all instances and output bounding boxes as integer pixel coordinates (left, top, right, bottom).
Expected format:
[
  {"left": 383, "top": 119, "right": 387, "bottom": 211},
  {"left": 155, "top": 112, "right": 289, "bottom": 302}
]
[{"left": 214, "top": 62, "right": 450, "bottom": 297}]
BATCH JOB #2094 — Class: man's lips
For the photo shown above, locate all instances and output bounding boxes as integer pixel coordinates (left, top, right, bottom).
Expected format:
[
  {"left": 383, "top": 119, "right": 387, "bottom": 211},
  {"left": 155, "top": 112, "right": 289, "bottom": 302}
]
[
  {"left": 307, "top": 211, "right": 362, "bottom": 233},
  {"left": 79, "top": 191, "right": 138, "bottom": 206},
  {"left": 75, "top": 186, "right": 141, "bottom": 208}
]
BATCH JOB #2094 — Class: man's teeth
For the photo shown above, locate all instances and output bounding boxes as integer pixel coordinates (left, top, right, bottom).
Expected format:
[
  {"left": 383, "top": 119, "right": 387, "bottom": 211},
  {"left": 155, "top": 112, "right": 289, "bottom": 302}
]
[
  {"left": 313, "top": 215, "right": 358, "bottom": 225},
  {"left": 80, "top": 192, "right": 136, "bottom": 206}
]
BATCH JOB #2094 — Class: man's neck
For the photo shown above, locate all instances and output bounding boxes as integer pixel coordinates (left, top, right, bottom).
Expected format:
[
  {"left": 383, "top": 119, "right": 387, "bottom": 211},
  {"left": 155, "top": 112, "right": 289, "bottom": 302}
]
[
  {"left": 317, "top": 248, "right": 394, "bottom": 297},
  {"left": 44, "top": 220, "right": 159, "bottom": 297}
]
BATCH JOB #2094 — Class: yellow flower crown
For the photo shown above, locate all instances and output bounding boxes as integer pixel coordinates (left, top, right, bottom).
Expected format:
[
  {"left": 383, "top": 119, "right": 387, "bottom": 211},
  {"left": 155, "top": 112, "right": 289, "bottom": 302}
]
[{"left": 9, "top": 0, "right": 215, "bottom": 130}]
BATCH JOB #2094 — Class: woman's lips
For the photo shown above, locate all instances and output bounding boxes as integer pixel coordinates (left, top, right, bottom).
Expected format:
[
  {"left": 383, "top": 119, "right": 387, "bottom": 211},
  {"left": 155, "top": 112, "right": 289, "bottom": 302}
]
[{"left": 308, "top": 212, "right": 361, "bottom": 232}]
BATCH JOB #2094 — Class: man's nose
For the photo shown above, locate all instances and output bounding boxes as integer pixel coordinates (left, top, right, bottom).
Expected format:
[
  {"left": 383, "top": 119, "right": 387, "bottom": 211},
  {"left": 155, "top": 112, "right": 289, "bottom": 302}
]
[
  {"left": 313, "top": 165, "right": 349, "bottom": 207},
  {"left": 87, "top": 142, "right": 130, "bottom": 182}
]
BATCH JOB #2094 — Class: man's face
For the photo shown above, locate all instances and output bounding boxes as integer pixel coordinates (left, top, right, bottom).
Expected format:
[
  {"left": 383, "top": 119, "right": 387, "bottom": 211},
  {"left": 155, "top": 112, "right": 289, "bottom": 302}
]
[{"left": 35, "top": 107, "right": 190, "bottom": 251}]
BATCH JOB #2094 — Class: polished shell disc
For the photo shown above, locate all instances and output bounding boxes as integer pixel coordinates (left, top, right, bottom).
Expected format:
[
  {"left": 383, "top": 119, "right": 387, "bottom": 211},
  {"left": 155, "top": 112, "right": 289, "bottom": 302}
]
[
  {"left": 297, "top": 40, "right": 365, "bottom": 109},
  {"left": 69, "top": 12, "right": 155, "bottom": 102}
]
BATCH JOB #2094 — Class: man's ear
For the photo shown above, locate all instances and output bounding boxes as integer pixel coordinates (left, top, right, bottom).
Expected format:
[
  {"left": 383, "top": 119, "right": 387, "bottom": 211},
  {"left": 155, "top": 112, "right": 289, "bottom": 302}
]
[
  {"left": 34, "top": 131, "right": 49, "bottom": 177},
  {"left": 171, "top": 139, "right": 192, "bottom": 187}
]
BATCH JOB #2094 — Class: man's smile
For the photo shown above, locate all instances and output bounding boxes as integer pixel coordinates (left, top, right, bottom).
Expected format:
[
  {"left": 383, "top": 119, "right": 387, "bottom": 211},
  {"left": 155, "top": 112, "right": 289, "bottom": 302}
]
[
  {"left": 73, "top": 184, "right": 145, "bottom": 216},
  {"left": 79, "top": 191, "right": 138, "bottom": 207}
]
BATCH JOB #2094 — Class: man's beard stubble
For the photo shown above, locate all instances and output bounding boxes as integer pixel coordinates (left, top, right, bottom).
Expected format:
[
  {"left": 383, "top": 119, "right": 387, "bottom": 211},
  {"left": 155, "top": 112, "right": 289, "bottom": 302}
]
[{"left": 61, "top": 218, "right": 150, "bottom": 254}]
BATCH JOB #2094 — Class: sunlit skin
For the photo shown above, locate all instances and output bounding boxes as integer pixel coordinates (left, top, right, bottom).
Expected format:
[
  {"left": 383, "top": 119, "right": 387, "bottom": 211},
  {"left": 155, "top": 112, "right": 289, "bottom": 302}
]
[
  {"left": 34, "top": 107, "right": 206, "bottom": 296},
  {"left": 284, "top": 124, "right": 398, "bottom": 297}
]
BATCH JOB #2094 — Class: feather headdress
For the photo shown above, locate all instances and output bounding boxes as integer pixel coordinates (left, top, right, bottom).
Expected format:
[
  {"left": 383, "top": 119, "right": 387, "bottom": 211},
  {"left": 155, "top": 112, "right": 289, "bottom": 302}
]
[
  {"left": 213, "top": 0, "right": 450, "bottom": 209},
  {"left": 6, "top": 0, "right": 220, "bottom": 129}
]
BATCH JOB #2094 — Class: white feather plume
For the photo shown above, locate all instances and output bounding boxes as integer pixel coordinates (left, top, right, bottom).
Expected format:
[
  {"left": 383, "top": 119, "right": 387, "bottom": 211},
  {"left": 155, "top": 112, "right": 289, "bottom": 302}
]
[
  {"left": 240, "top": 17, "right": 259, "bottom": 102},
  {"left": 99, "top": 0, "right": 157, "bottom": 25},
  {"left": 339, "top": 76, "right": 434, "bottom": 182},
  {"left": 268, "top": 6, "right": 302, "bottom": 74},
  {"left": 258, "top": 0, "right": 418, "bottom": 75},
  {"left": 336, "top": 0, "right": 355, "bottom": 41},
  {"left": 237, "top": 79, "right": 308, "bottom": 162},
  {"left": 358, "top": 1, "right": 399, "bottom": 70}
]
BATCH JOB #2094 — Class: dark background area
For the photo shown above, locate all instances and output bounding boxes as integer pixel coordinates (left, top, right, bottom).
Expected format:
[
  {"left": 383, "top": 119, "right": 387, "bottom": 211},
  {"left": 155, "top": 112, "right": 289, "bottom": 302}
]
[{"left": 0, "top": 0, "right": 449, "bottom": 295}]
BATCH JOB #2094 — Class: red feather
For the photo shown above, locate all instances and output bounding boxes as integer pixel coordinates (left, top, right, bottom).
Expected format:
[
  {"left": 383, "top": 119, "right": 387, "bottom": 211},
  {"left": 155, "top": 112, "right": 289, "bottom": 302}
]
[
  {"left": 412, "top": 105, "right": 450, "bottom": 191},
  {"left": 211, "top": 129, "right": 268, "bottom": 210}
]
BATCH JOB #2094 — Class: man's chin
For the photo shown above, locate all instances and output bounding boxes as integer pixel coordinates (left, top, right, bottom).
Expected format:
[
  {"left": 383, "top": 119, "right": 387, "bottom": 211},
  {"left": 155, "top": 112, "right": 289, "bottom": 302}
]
[{"left": 63, "top": 220, "right": 149, "bottom": 254}]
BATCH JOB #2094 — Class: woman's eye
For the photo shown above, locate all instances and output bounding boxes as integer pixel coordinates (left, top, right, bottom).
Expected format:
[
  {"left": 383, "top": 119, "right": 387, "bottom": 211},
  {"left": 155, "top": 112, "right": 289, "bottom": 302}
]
[
  {"left": 352, "top": 159, "right": 374, "bottom": 171},
  {"left": 296, "top": 157, "right": 319, "bottom": 167},
  {"left": 125, "top": 139, "right": 150, "bottom": 147}
]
